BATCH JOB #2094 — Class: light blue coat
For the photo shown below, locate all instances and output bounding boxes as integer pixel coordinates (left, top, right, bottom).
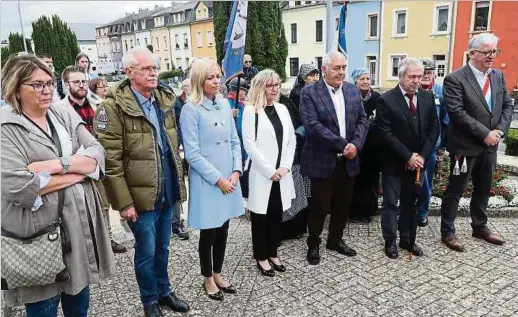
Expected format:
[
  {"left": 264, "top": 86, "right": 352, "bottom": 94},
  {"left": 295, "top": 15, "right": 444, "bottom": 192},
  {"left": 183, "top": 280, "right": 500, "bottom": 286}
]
[{"left": 180, "top": 96, "right": 244, "bottom": 229}]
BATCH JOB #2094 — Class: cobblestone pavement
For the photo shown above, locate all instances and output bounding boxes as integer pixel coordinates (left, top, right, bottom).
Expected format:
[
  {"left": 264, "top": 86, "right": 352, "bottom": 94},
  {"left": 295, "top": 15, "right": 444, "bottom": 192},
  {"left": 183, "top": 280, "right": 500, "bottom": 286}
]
[{"left": 3, "top": 216, "right": 518, "bottom": 317}]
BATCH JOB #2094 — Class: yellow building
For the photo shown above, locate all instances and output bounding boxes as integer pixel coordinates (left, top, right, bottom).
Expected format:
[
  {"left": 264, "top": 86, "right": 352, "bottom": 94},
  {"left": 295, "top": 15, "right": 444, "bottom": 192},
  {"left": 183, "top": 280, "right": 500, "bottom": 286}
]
[
  {"left": 151, "top": 10, "right": 173, "bottom": 71},
  {"left": 379, "top": 1, "right": 453, "bottom": 88},
  {"left": 189, "top": 1, "right": 216, "bottom": 60}
]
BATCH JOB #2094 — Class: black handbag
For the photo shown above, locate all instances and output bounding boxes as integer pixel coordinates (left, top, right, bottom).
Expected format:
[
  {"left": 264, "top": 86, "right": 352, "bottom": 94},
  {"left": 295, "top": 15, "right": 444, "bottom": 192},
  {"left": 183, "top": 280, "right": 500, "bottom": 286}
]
[{"left": 240, "top": 112, "right": 258, "bottom": 198}]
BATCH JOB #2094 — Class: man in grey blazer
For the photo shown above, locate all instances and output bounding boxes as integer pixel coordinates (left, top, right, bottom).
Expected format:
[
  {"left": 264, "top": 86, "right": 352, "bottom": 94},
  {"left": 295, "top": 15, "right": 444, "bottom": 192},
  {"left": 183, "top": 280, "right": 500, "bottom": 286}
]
[{"left": 440, "top": 33, "right": 514, "bottom": 252}]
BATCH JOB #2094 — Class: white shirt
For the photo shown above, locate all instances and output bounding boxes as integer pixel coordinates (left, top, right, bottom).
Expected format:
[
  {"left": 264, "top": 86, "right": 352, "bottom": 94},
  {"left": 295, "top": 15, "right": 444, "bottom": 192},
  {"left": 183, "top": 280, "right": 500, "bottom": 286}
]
[
  {"left": 325, "top": 82, "right": 346, "bottom": 138},
  {"left": 399, "top": 85, "right": 418, "bottom": 110},
  {"left": 468, "top": 61, "right": 492, "bottom": 106}
]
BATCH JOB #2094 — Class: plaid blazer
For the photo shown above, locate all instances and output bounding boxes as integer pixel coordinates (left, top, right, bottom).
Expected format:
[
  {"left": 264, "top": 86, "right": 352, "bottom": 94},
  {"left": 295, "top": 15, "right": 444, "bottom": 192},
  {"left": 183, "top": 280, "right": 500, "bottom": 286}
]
[{"left": 300, "top": 79, "right": 369, "bottom": 179}]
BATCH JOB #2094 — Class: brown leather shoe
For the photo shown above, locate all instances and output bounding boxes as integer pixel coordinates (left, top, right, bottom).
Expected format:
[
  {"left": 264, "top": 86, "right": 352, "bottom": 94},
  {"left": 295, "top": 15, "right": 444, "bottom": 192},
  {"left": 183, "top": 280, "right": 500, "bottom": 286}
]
[
  {"left": 472, "top": 227, "right": 505, "bottom": 245},
  {"left": 442, "top": 235, "right": 465, "bottom": 252}
]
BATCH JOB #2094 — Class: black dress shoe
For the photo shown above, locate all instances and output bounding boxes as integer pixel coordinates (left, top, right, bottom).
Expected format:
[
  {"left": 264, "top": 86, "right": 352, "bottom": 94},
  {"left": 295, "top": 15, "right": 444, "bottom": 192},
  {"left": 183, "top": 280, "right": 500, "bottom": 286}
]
[
  {"left": 111, "top": 240, "right": 127, "bottom": 253},
  {"left": 268, "top": 259, "right": 286, "bottom": 272},
  {"left": 399, "top": 242, "right": 424, "bottom": 256},
  {"left": 418, "top": 216, "right": 429, "bottom": 227},
  {"left": 326, "top": 240, "right": 357, "bottom": 256},
  {"left": 144, "top": 304, "right": 163, "bottom": 317},
  {"left": 384, "top": 240, "right": 398, "bottom": 259},
  {"left": 203, "top": 283, "right": 224, "bottom": 301},
  {"left": 256, "top": 261, "right": 275, "bottom": 277},
  {"left": 307, "top": 245, "right": 320, "bottom": 265},
  {"left": 158, "top": 293, "right": 190, "bottom": 312},
  {"left": 216, "top": 283, "right": 237, "bottom": 294}
]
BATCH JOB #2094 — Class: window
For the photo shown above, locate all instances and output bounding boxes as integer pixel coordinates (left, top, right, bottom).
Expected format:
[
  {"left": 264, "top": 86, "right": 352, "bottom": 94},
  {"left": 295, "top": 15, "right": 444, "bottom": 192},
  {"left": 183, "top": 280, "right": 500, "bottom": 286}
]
[
  {"left": 141, "top": 20, "right": 145, "bottom": 29},
  {"left": 137, "top": 38, "right": 140, "bottom": 46},
  {"left": 176, "top": 58, "right": 181, "bottom": 68},
  {"left": 156, "top": 37, "right": 160, "bottom": 50},
  {"left": 125, "top": 40, "right": 128, "bottom": 52},
  {"left": 294, "top": 1, "right": 301, "bottom": 6},
  {"left": 433, "top": 54, "right": 446, "bottom": 79},
  {"left": 315, "top": 20, "right": 323, "bottom": 42},
  {"left": 184, "top": 33, "right": 189, "bottom": 48},
  {"left": 164, "top": 36, "right": 168, "bottom": 50},
  {"left": 473, "top": 1, "right": 490, "bottom": 31},
  {"left": 290, "top": 58, "right": 299, "bottom": 77},
  {"left": 186, "top": 57, "right": 190, "bottom": 66},
  {"left": 197, "top": 32, "right": 203, "bottom": 47},
  {"left": 434, "top": 5, "right": 450, "bottom": 33},
  {"left": 335, "top": 17, "right": 339, "bottom": 31},
  {"left": 389, "top": 55, "right": 406, "bottom": 78},
  {"left": 368, "top": 14, "right": 379, "bottom": 38},
  {"left": 291, "top": 23, "right": 297, "bottom": 44},
  {"left": 130, "top": 39, "right": 133, "bottom": 48},
  {"left": 393, "top": 10, "right": 407, "bottom": 36},
  {"left": 175, "top": 34, "right": 180, "bottom": 49},
  {"left": 207, "top": 31, "right": 213, "bottom": 46},
  {"left": 305, "top": 1, "right": 312, "bottom": 4},
  {"left": 144, "top": 37, "right": 148, "bottom": 46},
  {"left": 316, "top": 56, "right": 323, "bottom": 77},
  {"left": 366, "top": 56, "right": 378, "bottom": 86},
  {"left": 165, "top": 58, "right": 170, "bottom": 71}
]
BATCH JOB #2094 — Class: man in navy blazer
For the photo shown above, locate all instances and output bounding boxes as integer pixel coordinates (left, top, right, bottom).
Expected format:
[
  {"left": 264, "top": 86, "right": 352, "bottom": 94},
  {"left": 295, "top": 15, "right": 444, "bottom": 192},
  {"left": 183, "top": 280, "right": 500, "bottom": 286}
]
[{"left": 300, "top": 51, "right": 369, "bottom": 265}]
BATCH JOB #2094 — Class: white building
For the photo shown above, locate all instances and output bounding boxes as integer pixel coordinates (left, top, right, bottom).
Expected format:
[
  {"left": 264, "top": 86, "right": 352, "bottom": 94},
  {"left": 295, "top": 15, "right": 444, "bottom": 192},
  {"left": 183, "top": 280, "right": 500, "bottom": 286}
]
[
  {"left": 95, "top": 25, "right": 115, "bottom": 74},
  {"left": 69, "top": 23, "right": 101, "bottom": 71}
]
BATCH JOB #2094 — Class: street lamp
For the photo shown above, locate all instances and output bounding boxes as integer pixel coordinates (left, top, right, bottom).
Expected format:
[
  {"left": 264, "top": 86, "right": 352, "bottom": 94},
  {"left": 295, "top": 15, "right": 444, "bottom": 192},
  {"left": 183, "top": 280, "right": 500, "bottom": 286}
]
[{"left": 18, "top": 0, "right": 28, "bottom": 52}]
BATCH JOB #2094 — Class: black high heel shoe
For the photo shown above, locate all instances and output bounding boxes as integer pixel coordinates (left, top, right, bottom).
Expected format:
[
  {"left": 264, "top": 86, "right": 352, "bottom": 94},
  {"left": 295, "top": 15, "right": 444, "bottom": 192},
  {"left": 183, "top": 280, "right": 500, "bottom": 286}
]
[
  {"left": 256, "top": 261, "right": 275, "bottom": 277},
  {"left": 268, "top": 259, "right": 286, "bottom": 273},
  {"left": 203, "top": 283, "right": 224, "bottom": 301},
  {"left": 216, "top": 283, "right": 237, "bottom": 294}
]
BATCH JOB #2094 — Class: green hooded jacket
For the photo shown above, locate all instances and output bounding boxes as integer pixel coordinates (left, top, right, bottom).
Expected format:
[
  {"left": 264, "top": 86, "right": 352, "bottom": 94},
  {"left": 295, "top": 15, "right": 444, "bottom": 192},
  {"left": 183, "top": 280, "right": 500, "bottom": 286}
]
[{"left": 93, "top": 79, "right": 186, "bottom": 212}]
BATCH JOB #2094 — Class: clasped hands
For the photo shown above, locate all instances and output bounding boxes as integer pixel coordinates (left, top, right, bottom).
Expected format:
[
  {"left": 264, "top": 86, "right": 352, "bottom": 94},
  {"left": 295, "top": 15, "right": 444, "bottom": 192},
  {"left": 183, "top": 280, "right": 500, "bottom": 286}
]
[
  {"left": 217, "top": 171, "right": 241, "bottom": 195},
  {"left": 343, "top": 143, "right": 358, "bottom": 160},
  {"left": 406, "top": 153, "right": 425, "bottom": 170},
  {"left": 270, "top": 167, "right": 289, "bottom": 182},
  {"left": 483, "top": 129, "right": 504, "bottom": 147}
]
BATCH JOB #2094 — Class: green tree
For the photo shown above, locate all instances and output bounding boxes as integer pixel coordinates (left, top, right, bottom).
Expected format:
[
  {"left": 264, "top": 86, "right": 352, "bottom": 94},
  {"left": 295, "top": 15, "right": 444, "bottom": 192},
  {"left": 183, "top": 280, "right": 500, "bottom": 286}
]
[
  {"left": 214, "top": 1, "right": 288, "bottom": 80},
  {"left": 31, "top": 15, "right": 80, "bottom": 72},
  {"left": 1, "top": 32, "right": 33, "bottom": 67}
]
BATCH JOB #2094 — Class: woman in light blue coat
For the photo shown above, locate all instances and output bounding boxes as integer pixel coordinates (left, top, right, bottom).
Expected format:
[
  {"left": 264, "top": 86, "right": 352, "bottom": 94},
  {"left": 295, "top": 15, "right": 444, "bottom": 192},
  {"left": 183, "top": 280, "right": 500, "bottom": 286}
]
[{"left": 180, "top": 58, "right": 243, "bottom": 301}]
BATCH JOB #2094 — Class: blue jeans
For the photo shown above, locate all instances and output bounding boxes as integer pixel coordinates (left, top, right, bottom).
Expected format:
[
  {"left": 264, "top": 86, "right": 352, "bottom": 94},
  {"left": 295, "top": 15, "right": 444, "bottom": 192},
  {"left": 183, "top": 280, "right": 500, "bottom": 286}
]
[
  {"left": 128, "top": 203, "right": 174, "bottom": 306},
  {"left": 25, "top": 286, "right": 90, "bottom": 317},
  {"left": 418, "top": 149, "right": 437, "bottom": 218}
]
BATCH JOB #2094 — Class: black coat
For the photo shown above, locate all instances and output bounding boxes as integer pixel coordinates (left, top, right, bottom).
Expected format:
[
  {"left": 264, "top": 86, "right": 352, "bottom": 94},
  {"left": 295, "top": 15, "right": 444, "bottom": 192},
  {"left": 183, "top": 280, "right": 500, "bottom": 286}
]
[{"left": 375, "top": 86, "right": 440, "bottom": 176}]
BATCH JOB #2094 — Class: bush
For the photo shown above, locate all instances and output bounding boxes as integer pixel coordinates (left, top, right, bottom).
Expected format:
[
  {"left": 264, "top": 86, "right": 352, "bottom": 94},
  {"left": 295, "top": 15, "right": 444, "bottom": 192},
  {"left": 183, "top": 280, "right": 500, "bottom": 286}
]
[
  {"left": 504, "top": 129, "right": 518, "bottom": 156},
  {"left": 158, "top": 70, "right": 183, "bottom": 80}
]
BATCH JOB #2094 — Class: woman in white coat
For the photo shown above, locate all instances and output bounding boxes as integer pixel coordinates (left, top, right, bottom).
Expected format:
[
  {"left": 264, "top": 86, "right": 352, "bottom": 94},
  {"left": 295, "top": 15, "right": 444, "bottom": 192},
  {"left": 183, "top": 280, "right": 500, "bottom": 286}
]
[{"left": 243, "top": 69, "right": 296, "bottom": 277}]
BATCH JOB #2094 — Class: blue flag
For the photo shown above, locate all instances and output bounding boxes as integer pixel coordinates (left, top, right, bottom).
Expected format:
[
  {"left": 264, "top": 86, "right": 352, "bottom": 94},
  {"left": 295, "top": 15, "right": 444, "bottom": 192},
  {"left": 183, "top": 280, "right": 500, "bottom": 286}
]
[
  {"left": 338, "top": 1, "right": 349, "bottom": 55},
  {"left": 222, "top": 0, "right": 249, "bottom": 83}
]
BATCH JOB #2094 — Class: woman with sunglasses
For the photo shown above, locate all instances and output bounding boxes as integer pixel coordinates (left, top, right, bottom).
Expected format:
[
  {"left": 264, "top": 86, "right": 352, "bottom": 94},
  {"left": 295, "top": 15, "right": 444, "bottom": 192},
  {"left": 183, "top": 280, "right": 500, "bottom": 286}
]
[{"left": 1, "top": 54, "right": 114, "bottom": 317}]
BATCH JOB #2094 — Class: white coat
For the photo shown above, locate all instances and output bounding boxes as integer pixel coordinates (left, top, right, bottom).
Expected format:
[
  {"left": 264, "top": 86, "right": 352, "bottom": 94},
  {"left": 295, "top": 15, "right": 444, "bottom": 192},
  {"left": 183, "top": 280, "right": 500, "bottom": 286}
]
[{"left": 243, "top": 102, "right": 296, "bottom": 214}]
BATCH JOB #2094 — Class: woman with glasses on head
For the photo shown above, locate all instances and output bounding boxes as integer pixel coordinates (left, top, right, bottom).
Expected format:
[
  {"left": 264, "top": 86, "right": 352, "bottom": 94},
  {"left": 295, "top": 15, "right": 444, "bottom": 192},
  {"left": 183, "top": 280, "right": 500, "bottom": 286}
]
[
  {"left": 243, "top": 69, "right": 296, "bottom": 277},
  {"left": 180, "top": 58, "right": 244, "bottom": 301},
  {"left": 1, "top": 54, "right": 114, "bottom": 317}
]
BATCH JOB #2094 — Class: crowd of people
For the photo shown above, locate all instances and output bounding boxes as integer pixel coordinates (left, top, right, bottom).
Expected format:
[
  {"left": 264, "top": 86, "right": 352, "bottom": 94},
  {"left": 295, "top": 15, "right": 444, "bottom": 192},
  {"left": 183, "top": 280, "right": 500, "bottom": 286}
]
[{"left": 0, "top": 32, "right": 515, "bottom": 317}]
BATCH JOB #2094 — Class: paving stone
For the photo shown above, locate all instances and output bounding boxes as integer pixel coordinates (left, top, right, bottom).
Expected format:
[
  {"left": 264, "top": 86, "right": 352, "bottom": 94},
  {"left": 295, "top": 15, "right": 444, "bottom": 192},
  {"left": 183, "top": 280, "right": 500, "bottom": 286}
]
[{"left": 2, "top": 216, "right": 518, "bottom": 317}]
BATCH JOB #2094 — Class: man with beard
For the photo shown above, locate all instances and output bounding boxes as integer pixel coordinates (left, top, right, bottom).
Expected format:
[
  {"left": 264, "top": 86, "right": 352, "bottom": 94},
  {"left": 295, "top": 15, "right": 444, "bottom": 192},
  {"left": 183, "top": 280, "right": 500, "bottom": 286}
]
[
  {"left": 416, "top": 58, "right": 449, "bottom": 227},
  {"left": 440, "top": 33, "right": 514, "bottom": 252},
  {"left": 300, "top": 51, "right": 369, "bottom": 265},
  {"left": 56, "top": 65, "right": 127, "bottom": 254}
]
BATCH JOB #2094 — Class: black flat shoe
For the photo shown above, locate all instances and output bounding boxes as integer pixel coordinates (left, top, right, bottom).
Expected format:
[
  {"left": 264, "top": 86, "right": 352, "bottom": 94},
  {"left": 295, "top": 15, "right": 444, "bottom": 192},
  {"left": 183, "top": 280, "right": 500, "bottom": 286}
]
[
  {"left": 256, "top": 261, "right": 275, "bottom": 277},
  {"left": 268, "top": 259, "right": 286, "bottom": 272},
  {"left": 203, "top": 283, "right": 224, "bottom": 301},
  {"left": 158, "top": 293, "right": 190, "bottom": 312},
  {"left": 216, "top": 283, "right": 237, "bottom": 294}
]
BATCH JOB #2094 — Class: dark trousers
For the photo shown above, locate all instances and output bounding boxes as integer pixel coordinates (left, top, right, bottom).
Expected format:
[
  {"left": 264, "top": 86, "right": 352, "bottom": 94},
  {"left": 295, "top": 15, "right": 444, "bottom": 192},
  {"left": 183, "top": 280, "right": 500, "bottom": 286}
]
[
  {"left": 440, "top": 150, "right": 497, "bottom": 238},
  {"left": 350, "top": 147, "right": 380, "bottom": 219},
  {"left": 25, "top": 286, "right": 90, "bottom": 317},
  {"left": 381, "top": 172, "right": 418, "bottom": 242},
  {"left": 251, "top": 182, "right": 282, "bottom": 260},
  {"left": 307, "top": 159, "right": 354, "bottom": 248},
  {"left": 199, "top": 220, "right": 230, "bottom": 277},
  {"left": 418, "top": 148, "right": 438, "bottom": 217}
]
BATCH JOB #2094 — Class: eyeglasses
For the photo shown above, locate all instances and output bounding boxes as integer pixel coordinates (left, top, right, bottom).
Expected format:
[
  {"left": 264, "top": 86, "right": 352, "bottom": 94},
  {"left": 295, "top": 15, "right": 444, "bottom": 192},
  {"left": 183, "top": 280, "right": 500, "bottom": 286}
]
[
  {"left": 244, "top": 61, "right": 252, "bottom": 64},
  {"left": 266, "top": 83, "right": 280, "bottom": 90},
  {"left": 69, "top": 80, "right": 90, "bottom": 87},
  {"left": 22, "top": 81, "right": 56, "bottom": 93},
  {"left": 96, "top": 85, "right": 108, "bottom": 89},
  {"left": 132, "top": 66, "right": 159, "bottom": 74},
  {"left": 472, "top": 49, "right": 501, "bottom": 58}
]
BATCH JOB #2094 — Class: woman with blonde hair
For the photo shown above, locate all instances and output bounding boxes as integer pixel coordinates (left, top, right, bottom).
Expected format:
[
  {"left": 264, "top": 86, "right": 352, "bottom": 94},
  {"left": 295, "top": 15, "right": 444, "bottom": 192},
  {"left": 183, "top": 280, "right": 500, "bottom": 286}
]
[
  {"left": 243, "top": 69, "right": 296, "bottom": 277},
  {"left": 180, "top": 58, "right": 244, "bottom": 300},
  {"left": 1, "top": 54, "right": 114, "bottom": 316}
]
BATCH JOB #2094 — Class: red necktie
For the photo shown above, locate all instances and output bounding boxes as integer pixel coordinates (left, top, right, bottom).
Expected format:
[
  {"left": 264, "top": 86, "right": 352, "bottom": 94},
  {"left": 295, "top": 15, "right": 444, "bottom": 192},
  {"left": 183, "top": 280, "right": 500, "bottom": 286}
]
[
  {"left": 482, "top": 74, "right": 490, "bottom": 96},
  {"left": 406, "top": 93, "right": 417, "bottom": 115}
]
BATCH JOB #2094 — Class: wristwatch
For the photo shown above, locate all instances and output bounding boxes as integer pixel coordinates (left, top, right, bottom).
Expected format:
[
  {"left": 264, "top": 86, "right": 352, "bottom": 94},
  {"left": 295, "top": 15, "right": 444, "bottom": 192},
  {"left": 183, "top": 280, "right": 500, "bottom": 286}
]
[{"left": 59, "top": 157, "right": 70, "bottom": 174}]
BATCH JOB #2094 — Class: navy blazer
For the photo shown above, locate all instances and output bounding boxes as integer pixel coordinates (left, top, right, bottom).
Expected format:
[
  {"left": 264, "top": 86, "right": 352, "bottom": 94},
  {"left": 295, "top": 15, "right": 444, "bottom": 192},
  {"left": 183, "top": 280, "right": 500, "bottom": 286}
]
[{"left": 299, "top": 79, "right": 369, "bottom": 179}]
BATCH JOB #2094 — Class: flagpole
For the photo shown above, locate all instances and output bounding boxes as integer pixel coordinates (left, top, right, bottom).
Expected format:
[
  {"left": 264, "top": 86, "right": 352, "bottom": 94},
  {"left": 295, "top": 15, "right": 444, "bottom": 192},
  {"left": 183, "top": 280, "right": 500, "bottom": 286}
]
[
  {"left": 18, "top": 0, "right": 28, "bottom": 52},
  {"left": 325, "top": 1, "right": 334, "bottom": 53}
]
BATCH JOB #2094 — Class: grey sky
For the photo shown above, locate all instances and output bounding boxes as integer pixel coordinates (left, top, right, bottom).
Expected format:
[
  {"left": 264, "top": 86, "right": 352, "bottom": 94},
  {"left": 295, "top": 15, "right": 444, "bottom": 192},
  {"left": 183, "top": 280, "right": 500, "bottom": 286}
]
[{"left": 0, "top": 0, "right": 173, "bottom": 40}]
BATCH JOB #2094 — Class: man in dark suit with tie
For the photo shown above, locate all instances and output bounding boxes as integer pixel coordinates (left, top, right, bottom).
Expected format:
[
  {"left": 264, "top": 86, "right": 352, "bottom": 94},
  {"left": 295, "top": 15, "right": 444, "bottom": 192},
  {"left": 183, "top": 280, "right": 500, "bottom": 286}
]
[
  {"left": 300, "top": 51, "right": 368, "bottom": 265},
  {"left": 376, "top": 57, "right": 440, "bottom": 259},
  {"left": 440, "top": 33, "right": 514, "bottom": 252}
]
